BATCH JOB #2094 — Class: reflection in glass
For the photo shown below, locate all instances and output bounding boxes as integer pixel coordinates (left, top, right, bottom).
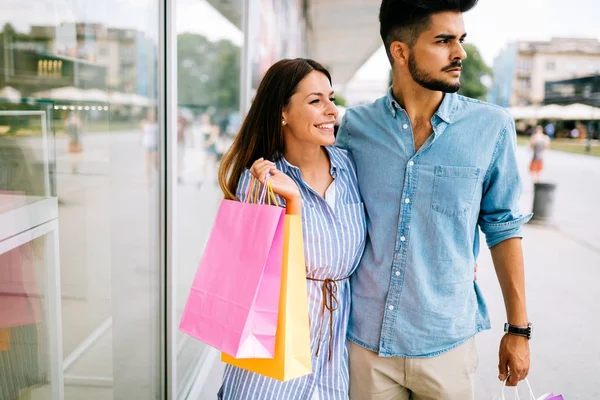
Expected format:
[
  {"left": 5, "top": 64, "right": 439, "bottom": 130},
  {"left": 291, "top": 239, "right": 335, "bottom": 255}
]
[
  {"left": 1, "top": 0, "right": 161, "bottom": 398},
  {"left": 175, "top": 0, "right": 243, "bottom": 395},
  {"left": 0, "top": 241, "right": 45, "bottom": 400}
]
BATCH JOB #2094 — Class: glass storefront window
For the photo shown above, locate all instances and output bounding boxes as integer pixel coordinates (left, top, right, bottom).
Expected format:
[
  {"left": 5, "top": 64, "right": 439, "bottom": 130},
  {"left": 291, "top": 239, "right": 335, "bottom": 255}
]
[
  {"left": 2, "top": 0, "right": 309, "bottom": 398},
  {"left": 1, "top": 1, "right": 162, "bottom": 398},
  {"left": 174, "top": 0, "right": 243, "bottom": 397}
]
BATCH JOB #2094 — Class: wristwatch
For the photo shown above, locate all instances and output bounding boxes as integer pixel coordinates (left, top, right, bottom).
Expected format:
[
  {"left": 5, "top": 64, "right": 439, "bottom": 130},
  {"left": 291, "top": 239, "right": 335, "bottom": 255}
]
[{"left": 504, "top": 322, "right": 532, "bottom": 340}]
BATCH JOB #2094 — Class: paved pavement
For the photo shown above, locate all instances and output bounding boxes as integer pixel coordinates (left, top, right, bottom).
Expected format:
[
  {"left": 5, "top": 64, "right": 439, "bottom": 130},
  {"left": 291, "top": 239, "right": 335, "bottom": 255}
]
[{"left": 474, "top": 145, "right": 600, "bottom": 399}]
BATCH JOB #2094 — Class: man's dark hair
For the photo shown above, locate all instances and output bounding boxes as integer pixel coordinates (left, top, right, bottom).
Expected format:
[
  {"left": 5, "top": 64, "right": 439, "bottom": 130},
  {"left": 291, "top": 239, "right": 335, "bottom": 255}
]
[{"left": 379, "top": 0, "right": 479, "bottom": 65}]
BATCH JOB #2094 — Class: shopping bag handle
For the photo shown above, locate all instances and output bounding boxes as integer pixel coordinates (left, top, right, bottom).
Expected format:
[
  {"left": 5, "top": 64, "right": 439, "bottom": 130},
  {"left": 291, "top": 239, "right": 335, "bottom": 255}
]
[
  {"left": 498, "top": 378, "right": 536, "bottom": 400},
  {"left": 244, "top": 175, "right": 278, "bottom": 206}
]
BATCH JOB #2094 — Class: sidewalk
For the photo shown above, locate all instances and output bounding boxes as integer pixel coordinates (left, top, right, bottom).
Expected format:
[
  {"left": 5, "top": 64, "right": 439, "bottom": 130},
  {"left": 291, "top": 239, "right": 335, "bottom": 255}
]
[{"left": 474, "top": 146, "right": 600, "bottom": 399}]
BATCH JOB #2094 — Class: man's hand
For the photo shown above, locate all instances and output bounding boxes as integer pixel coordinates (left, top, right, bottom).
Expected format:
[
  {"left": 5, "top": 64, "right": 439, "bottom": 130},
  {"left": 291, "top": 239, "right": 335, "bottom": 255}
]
[{"left": 498, "top": 334, "right": 530, "bottom": 386}]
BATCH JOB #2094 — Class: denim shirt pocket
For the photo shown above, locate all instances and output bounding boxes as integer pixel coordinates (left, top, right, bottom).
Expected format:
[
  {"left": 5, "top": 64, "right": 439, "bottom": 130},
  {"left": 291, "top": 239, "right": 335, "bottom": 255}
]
[{"left": 431, "top": 165, "right": 480, "bottom": 216}]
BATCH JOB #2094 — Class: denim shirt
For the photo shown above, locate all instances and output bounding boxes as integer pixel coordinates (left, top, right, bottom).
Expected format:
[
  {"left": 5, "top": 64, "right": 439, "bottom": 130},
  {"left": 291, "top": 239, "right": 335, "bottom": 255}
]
[{"left": 336, "top": 89, "right": 532, "bottom": 357}]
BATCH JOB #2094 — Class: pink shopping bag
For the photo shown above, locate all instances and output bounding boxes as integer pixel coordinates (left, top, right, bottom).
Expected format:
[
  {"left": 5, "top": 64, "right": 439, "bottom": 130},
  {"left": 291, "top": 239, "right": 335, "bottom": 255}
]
[
  {"left": 179, "top": 179, "right": 285, "bottom": 359},
  {"left": 0, "top": 192, "right": 42, "bottom": 331}
]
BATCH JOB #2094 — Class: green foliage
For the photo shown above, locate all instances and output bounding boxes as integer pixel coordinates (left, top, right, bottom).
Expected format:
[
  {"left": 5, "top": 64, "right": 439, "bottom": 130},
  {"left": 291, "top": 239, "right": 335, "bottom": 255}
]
[
  {"left": 333, "top": 95, "right": 347, "bottom": 107},
  {"left": 177, "top": 34, "right": 241, "bottom": 111},
  {"left": 458, "top": 43, "right": 492, "bottom": 100}
]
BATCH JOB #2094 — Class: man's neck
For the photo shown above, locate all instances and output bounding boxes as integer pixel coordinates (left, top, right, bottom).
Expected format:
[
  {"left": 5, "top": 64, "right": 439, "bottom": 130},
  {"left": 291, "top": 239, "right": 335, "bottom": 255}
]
[{"left": 392, "top": 79, "right": 444, "bottom": 123}]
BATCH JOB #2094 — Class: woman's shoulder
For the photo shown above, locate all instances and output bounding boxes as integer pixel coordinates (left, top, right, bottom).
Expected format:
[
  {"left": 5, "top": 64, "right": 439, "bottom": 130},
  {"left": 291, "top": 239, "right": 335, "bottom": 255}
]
[{"left": 326, "top": 146, "right": 356, "bottom": 173}]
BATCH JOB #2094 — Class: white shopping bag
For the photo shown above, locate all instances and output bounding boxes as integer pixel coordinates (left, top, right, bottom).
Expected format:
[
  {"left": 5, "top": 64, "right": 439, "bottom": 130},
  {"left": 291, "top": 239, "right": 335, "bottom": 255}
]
[{"left": 492, "top": 379, "right": 540, "bottom": 400}]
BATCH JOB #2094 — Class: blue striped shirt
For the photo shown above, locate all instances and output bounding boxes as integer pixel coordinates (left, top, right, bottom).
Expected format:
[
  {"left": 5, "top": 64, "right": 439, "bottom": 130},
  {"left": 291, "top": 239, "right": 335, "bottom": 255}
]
[{"left": 219, "top": 146, "right": 366, "bottom": 399}]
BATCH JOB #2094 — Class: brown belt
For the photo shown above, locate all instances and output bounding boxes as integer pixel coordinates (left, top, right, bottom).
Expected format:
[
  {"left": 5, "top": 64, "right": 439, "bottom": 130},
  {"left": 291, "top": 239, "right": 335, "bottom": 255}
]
[{"left": 305, "top": 276, "right": 349, "bottom": 362}]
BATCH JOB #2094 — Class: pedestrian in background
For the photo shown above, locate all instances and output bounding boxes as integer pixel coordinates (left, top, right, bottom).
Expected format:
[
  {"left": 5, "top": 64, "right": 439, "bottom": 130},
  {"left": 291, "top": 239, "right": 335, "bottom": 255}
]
[
  {"left": 544, "top": 122, "right": 555, "bottom": 139},
  {"left": 177, "top": 109, "right": 190, "bottom": 183},
  {"left": 141, "top": 110, "right": 159, "bottom": 183},
  {"left": 529, "top": 125, "right": 551, "bottom": 183},
  {"left": 197, "top": 113, "right": 219, "bottom": 187},
  {"left": 65, "top": 111, "right": 83, "bottom": 174}
]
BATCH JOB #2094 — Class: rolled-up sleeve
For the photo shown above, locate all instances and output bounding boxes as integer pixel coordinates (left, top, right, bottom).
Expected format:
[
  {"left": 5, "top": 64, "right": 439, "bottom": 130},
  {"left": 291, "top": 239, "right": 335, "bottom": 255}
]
[{"left": 479, "top": 117, "right": 532, "bottom": 248}]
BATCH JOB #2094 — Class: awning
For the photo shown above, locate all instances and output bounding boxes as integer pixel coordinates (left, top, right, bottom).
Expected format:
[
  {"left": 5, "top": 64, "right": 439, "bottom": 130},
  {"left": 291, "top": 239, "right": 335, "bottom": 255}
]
[
  {"left": 306, "top": 0, "right": 382, "bottom": 86},
  {"left": 206, "top": 0, "right": 382, "bottom": 87}
]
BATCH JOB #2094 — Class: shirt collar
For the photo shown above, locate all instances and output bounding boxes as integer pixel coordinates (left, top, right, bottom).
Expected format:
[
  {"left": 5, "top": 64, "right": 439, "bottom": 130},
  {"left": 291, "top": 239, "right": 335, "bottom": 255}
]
[
  {"left": 385, "top": 88, "right": 400, "bottom": 117},
  {"left": 385, "top": 87, "right": 458, "bottom": 124},
  {"left": 276, "top": 146, "right": 343, "bottom": 178},
  {"left": 435, "top": 92, "right": 458, "bottom": 124}
]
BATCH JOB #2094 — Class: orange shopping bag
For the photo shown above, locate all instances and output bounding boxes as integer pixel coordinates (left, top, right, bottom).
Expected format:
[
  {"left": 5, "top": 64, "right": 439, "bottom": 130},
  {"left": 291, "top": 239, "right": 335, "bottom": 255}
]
[
  {"left": 222, "top": 214, "right": 312, "bottom": 381},
  {"left": 0, "top": 328, "right": 9, "bottom": 351}
]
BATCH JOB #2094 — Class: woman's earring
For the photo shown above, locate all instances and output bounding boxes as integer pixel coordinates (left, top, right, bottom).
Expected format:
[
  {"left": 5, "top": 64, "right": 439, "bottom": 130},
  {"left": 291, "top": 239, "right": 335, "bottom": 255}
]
[{"left": 282, "top": 120, "right": 287, "bottom": 125}]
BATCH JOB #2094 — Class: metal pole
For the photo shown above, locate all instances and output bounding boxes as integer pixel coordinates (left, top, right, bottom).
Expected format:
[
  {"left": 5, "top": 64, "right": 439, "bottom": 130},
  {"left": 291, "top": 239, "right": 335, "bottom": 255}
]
[
  {"left": 158, "top": 0, "right": 178, "bottom": 398},
  {"left": 240, "top": 0, "right": 252, "bottom": 115},
  {"left": 586, "top": 121, "right": 593, "bottom": 153}
]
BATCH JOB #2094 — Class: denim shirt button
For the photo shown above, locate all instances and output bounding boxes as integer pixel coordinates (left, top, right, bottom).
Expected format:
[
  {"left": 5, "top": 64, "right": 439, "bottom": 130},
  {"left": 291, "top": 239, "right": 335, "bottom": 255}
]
[
  {"left": 408, "top": 161, "right": 414, "bottom": 167},
  {"left": 388, "top": 305, "right": 394, "bottom": 311},
  {"left": 402, "top": 124, "right": 408, "bottom": 129},
  {"left": 405, "top": 198, "right": 410, "bottom": 204},
  {"left": 395, "top": 271, "right": 400, "bottom": 276},
  {"left": 400, "top": 236, "right": 406, "bottom": 242}
]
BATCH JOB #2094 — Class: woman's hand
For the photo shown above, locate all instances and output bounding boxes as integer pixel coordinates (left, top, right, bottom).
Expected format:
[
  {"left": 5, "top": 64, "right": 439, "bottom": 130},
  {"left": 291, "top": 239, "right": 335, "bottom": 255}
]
[{"left": 249, "top": 158, "right": 300, "bottom": 202}]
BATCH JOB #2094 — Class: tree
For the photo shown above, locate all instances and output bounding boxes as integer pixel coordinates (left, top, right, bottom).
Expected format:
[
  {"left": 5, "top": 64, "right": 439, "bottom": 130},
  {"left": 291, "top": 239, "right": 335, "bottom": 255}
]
[
  {"left": 177, "top": 34, "right": 241, "bottom": 112},
  {"left": 333, "top": 95, "right": 347, "bottom": 107},
  {"left": 458, "top": 44, "right": 491, "bottom": 100}
]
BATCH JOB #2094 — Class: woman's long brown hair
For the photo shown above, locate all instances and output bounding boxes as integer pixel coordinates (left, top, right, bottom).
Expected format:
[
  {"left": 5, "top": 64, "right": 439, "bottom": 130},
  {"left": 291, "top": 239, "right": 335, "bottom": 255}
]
[{"left": 218, "top": 58, "right": 332, "bottom": 200}]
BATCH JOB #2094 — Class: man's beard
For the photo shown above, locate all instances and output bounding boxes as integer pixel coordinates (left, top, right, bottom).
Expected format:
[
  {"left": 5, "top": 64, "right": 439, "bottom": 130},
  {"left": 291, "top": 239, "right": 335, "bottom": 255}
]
[{"left": 408, "top": 53, "right": 461, "bottom": 93}]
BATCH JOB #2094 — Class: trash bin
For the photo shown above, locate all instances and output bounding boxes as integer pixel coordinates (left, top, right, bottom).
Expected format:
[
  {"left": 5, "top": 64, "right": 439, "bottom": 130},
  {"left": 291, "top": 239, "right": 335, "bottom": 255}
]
[{"left": 531, "top": 182, "right": 557, "bottom": 223}]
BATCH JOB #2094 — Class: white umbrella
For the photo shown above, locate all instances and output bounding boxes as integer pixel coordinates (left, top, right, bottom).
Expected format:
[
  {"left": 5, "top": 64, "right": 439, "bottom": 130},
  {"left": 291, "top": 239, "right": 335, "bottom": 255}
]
[
  {"left": 0, "top": 86, "right": 21, "bottom": 102},
  {"left": 536, "top": 104, "right": 566, "bottom": 120},
  {"left": 83, "top": 89, "right": 109, "bottom": 102},
  {"left": 508, "top": 105, "right": 540, "bottom": 120},
  {"left": 108, "top": 91, "right": 131, "bottom": 105},
  {"left": 130, "top": 93, "right": 151, "bottom": 106},
  {"left": 560, "top": 103, "right": 600, "bottom": 120},
  {"left": 33, "top": 86, "right": 85, "bottom": 101}
]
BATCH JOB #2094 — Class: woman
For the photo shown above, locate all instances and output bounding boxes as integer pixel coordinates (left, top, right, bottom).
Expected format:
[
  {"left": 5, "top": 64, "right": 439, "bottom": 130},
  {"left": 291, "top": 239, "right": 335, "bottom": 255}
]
[
  {"left": 197, "top": 113, "right": 220, "bottom": 187},
  {"left": 64, "top": 111, "right": 83, "bottom": 174},
  {"left": 141, "top": 110, "right": 159, "bottom": 183},
  {"left": 529, "top": 125, "right": 550, "bottom": 183},
  {"left": 217, "top": 58, "right": 366, "bottom": 399}
]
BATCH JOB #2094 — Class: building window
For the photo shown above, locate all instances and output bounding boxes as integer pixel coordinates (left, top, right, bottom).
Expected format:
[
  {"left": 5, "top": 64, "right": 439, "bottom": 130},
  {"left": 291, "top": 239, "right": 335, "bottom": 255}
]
[
  {"left": 519, "top": 78, "right": 530, "bottom": 91},
  {"left": 518, "top": 59, "right": 532, "bottom": 71}
]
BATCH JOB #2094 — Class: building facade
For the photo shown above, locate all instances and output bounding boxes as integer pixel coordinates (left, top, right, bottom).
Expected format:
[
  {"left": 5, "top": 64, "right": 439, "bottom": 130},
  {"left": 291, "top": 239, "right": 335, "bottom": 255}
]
[
  {"left": 490, "top": 37, "right": 600, "bottom": 107},
  {"left": 545, "top": 74, "right": 600, "bottom": 107}
]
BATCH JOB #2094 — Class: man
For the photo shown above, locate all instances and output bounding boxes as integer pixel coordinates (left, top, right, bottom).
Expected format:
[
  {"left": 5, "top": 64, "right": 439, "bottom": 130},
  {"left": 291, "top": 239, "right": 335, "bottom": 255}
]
[
  {"left": 336, "top": 1, "right": 532, "bottom": 399},
  {"left": 544, "top": 122, "right": 555, "bottom": 139}
]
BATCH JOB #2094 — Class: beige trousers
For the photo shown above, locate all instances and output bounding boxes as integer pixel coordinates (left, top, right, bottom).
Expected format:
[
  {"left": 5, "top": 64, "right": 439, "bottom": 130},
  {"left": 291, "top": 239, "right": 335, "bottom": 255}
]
[{"left": 348, "top": 338, "right": 479, "bottom": 400}]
